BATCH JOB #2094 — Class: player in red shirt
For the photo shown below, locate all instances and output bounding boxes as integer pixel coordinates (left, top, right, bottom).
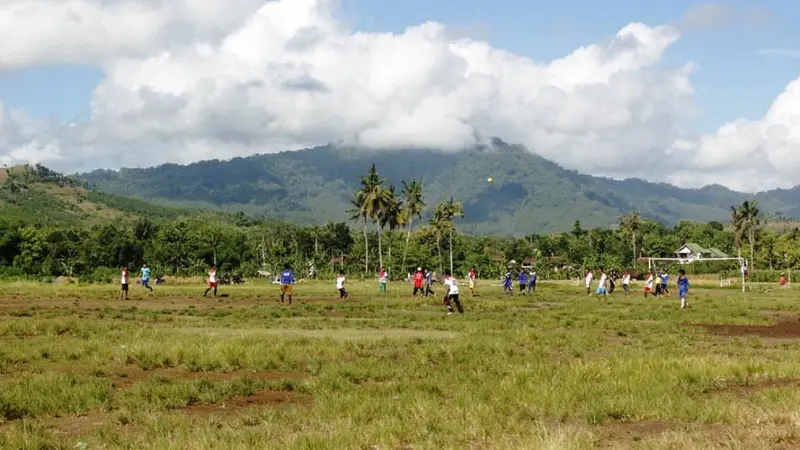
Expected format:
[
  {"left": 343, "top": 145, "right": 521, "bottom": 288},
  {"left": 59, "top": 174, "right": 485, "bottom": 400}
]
[{"left": 412, "top": 267, "right": 424, "bottom": 296}]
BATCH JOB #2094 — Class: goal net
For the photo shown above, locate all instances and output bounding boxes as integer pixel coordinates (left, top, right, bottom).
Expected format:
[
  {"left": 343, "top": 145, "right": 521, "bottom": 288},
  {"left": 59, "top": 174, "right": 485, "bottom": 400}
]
[{"left": 646, "top": 257, "right": 748, "bottom": 293}]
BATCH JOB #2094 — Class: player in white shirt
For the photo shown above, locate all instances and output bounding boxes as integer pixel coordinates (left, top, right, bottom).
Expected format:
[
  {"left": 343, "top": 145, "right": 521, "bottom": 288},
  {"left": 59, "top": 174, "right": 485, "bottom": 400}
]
[
  {"left": 443, "top": 270, "right": 464, "bottom": 315},
  {"left": 644, "top": 270, "right": 654, "bottom": 298},
  {"left": 336, "top": 271, "right": 348, "bottom": 300},
  {"left": 622, "top": 271, "right": 631, "bottom": 296},
  {"left": 203, "top": 266, "right": 218, "bottom": 297},
  {"left": 120, "top": 266, "right": 130, "bottom": 300},
  {"left": 595, "top": 269, "right": 608, "bottom": 297},
  {"left": 584, "top": 269, "right": 594, "bottom": 295}
]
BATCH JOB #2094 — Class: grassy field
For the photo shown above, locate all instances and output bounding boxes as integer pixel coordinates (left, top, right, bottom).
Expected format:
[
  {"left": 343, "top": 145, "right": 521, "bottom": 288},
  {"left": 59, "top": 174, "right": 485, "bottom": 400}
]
[{"left": 1, "top": 278, "right": 800, "bottom": 449}]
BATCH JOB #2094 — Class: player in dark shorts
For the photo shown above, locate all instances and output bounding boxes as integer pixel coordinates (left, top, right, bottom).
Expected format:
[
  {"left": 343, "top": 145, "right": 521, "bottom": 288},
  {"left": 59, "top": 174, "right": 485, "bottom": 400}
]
[{"left": 120, "top": 266, "right": 130, "bottom": 300}]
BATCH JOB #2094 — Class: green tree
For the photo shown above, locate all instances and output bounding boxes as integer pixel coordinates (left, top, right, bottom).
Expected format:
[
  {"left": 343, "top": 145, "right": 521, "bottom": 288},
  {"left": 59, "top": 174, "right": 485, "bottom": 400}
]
[
  {"left": 739, "top": 200, "right": 760, "bottom": 270},
  {"left": 730, "top": 205, "right": 744, "bottom": 259},
  {"left": 14, "top": 226, "right": 44, "bottom": 274},
  {"left": 198, "top": 222, "right": 226, "bottom": 266},
  {"left": 379, "top": 185, "right": 404, "bottom": 275},
  {"left": 400, "top": 178, "right": 425, "bottom": 273},
  {"left": 351, "top": 165, "right": 385, "bottom": 273},
  {"left": 348, "top": 190, "right": 369, "bottom": 273},
  {"left": 619, "top": 211, "right": 642, "bottom": 264},
  {"left": 150, "top": 221, "right": 195, "bottom": 274},
  {"left": 431, "top": 197, "right": 464, "bottom": 275}
]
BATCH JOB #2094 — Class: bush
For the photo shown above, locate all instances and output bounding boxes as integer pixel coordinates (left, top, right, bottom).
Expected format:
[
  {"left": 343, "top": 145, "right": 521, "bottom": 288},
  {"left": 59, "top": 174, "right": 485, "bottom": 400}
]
[
  {"left": 81, "top": 267, "right": 119, "bottom": 284},
  {"left": 719, "top": 270, "right": 793, "bottom": 283},
  {"left": 0, "top": 266, "right": 29, "bottom": 280}
]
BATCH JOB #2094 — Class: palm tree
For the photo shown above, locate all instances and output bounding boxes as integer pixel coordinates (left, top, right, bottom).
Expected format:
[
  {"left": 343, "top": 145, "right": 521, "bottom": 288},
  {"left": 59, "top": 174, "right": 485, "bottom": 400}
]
[
  {"left": 400, "top": 178, "right": 425, "bottom": 272},
  {"left": 739, "top": 200, "right": 760, "bottom": 270},
  {"left": 730, "top": 205, "right": 744, "bottom": 260},
  {"left": 348, "top": 190, "right": 369, "bottom": 274},
  {"left": 349, "top": 165, "right": 385, "bottom": 274},
  {"left": 363, "top": 184, "right": 392, "bottom": 269},
  {"left": 619, "top": 211, "right": 642, "bottom": 265},
  {"left": 442, "top": 197, "right": 464, "bottom": 276},
  {"left": 431, "top": 197, "right": 464, "bottom": 275},
  {"left": 380, "top": 185, "right": 404, "bottom": 274},
  {"left": 430, "top": 204, "right": 447, "bottom": 274}
]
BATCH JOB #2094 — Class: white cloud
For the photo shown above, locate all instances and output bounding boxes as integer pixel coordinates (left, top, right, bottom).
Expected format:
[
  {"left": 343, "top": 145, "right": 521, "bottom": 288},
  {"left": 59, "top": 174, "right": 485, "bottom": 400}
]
[
  {"left": 667, "top": 78, "right": 800, "bottom": 191},
  {"left": 0, "top": 0, "right": 265, "bottom": 68},
  {"left": 0, "top": 0, "right": 797, "bottom": 192}
]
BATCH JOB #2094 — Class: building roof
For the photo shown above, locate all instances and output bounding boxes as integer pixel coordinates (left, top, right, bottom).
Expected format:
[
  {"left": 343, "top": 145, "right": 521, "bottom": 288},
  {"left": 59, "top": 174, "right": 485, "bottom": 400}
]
[
  {"left": 707, "top": 247, "right": 730, "bottom": 258},
  {"left": 677, "top": 243, "right": 708, "bottom": 254},
  {"left": 676, "top": 243, "right": 731, "bottom": 259}
]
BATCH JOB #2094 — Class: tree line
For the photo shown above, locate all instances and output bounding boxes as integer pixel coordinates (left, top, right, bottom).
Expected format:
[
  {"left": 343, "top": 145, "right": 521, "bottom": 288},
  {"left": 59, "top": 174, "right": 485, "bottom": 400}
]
[{"left": 0, "top": 165, "right": 796, "bottom": 283}]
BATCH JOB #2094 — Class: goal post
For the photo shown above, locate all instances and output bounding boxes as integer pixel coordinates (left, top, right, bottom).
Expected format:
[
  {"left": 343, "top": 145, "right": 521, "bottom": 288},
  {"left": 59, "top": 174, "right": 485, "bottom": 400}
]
[{"left": 646, "top": 257, "right": 747, "bottom": 293}]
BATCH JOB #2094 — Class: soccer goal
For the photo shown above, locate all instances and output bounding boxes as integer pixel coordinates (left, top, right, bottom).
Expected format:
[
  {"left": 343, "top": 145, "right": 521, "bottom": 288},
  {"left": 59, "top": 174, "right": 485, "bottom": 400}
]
[{"left": 646, "top": 257, "right": 748, "bottom": 293}]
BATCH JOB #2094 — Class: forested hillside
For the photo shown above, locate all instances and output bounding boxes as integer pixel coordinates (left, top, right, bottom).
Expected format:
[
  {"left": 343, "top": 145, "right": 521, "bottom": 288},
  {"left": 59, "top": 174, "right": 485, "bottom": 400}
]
[
  {"left": 0, "top": 165, "right": 226, "bottom": 226},
  {"left": 1, "top": 164, "right": 797, "bottom": 285},
  {"left": 81, "top": 141, "right": 800, "bottom": 235}
]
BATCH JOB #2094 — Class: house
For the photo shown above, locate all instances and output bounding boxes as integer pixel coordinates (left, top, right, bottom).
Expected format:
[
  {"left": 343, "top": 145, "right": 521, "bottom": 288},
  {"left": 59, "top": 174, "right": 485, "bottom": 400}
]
[{"left": 675, "top": 243, "right": 730, "bottom": 263}]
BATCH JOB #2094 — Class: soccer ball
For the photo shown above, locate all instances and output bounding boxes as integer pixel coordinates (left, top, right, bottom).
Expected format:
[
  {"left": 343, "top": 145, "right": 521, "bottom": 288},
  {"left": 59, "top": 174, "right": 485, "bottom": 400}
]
[{"left": 487, "top": 177, "right": 493, "bottom": 183}]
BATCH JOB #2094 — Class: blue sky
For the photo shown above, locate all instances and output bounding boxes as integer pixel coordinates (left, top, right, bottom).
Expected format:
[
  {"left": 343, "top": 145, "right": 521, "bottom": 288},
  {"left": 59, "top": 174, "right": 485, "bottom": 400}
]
[{"left": 1, "top": 0, "right": 798, "bottom": 131}]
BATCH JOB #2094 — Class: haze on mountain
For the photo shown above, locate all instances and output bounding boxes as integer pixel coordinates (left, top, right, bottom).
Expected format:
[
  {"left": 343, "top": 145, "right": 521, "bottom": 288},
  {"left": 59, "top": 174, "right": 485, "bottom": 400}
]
[{"left": 80, "top": 140, "right": 800, "bottom": 235}]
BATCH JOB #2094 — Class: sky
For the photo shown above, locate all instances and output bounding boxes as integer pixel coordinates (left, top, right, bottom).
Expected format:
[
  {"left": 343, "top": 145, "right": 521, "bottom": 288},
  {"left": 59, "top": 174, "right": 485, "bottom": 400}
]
[{"left": 0, "top": 0, "right": 799, "bottom": 192}]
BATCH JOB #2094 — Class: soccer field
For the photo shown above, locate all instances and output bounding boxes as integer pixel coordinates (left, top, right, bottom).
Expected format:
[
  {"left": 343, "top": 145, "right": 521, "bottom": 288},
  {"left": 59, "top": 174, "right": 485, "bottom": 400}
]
[{"left": 1, "top": 280, "right": 799, "bottom": 449}]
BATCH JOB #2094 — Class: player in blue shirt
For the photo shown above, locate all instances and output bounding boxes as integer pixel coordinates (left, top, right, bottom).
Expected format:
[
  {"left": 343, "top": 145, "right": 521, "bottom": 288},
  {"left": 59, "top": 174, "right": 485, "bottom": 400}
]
[
  {"left": 503, "top": 271, "right": 513, "bottom": 295},
  {"left": 425, "top": 269, "right": 435, "bottom": 296},
  {"left": 279, "top": 265, "right": 295, "bottom": 305},
  {"left": 661, "top": 271, "right": 670, "bottom": 296},
  {"left": 519, "top": 271, "right": 528, "bottom": 295},
  {"left": 140, "top": 264, "right": 153, "bottom": 292},
  {"left": 527, "top": 270, "right": 537, "bottom": 293},
  {"left": 677, "top": 269, "right": 689, "bottom": 309}
]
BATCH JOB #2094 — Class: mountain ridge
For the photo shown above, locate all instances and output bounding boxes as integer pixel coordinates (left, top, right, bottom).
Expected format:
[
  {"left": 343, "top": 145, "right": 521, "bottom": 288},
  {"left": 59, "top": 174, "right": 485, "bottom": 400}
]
[{"left": 79, "top": 142, "right": 799, "bottom": 235}]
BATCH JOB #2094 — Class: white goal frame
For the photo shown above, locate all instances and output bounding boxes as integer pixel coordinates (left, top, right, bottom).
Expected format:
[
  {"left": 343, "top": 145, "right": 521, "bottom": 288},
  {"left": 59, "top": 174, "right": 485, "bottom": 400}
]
[{"left": 646, "top": 257, "right": 747, "bottom": 293}]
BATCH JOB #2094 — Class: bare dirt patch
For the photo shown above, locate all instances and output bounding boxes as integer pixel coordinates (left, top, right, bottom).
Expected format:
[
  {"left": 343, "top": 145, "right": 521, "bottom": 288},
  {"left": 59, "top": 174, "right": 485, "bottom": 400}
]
[
  {"left": 0, "top": 295, "right": 284, "bottom": 312},
  {"left": 710, "top": 378, "right": 800, "bottom": 396},
  {"left": 696, "top": 316, "right": 800, "bottom": 339},
  {"left": 47, "top": 413, "right": 138, "bottom": 438},
  {"left": 108, "top": 367, "right": 307, "bottom": 389},
  {"left": 593, "top": 420, "right": 732, "bottom": 449},
  {"left": 594, "top": 419, "right": 674, "bottom": 448},
  {"left": 36, "top": 389, "right": 310, "bottom": 438},
  {"left": 0, "top": 295, "right": 343, "bottom": 313},
  {"left": 183, "top": 390, "right": 311, "bottom": 418}
]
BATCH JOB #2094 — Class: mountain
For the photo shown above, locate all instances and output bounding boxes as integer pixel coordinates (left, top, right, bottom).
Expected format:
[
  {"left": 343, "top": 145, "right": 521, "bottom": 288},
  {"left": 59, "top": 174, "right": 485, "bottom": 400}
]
[
  {"left": 79, "top": 141, "right": 799, "bottom": 235},
  {"left": 0, "top": 165, "right": 225, "bottom": 226}
]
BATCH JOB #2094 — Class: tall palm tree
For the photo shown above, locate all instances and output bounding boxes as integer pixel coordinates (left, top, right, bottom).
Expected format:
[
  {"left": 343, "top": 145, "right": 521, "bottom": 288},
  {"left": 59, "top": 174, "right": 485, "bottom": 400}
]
[
  {"left": 730, "top": 205, "right": 744, "bottom": 259},
  {"left": 348, "top": 190, "right": 369, "bottom": 273},
  {"left": 431, "top": 197, "right": 464, "bottom": 275},
  {"left": 739, "top": 200, "right": 760, "bottom": 270},
  {"left": 430, "top": 203, "right": 447, "bottom": 274},
  {"left": 349, "top": 165, "right": 385, "bottom": 274},
  {"left": 363, "top": 184, "right": 392, "bottom": 269},
  {"left": 442, "top": 197, "right": 464, "bottom": 276},
  {"left": 619, "top": 211, "right": 642, "bottom": 265},
  {"left": 380, "top": 185, "right": 404, "bottom": 274},
  {"left": 400, "top": 178, "right": 425, "bottom": 272}
]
